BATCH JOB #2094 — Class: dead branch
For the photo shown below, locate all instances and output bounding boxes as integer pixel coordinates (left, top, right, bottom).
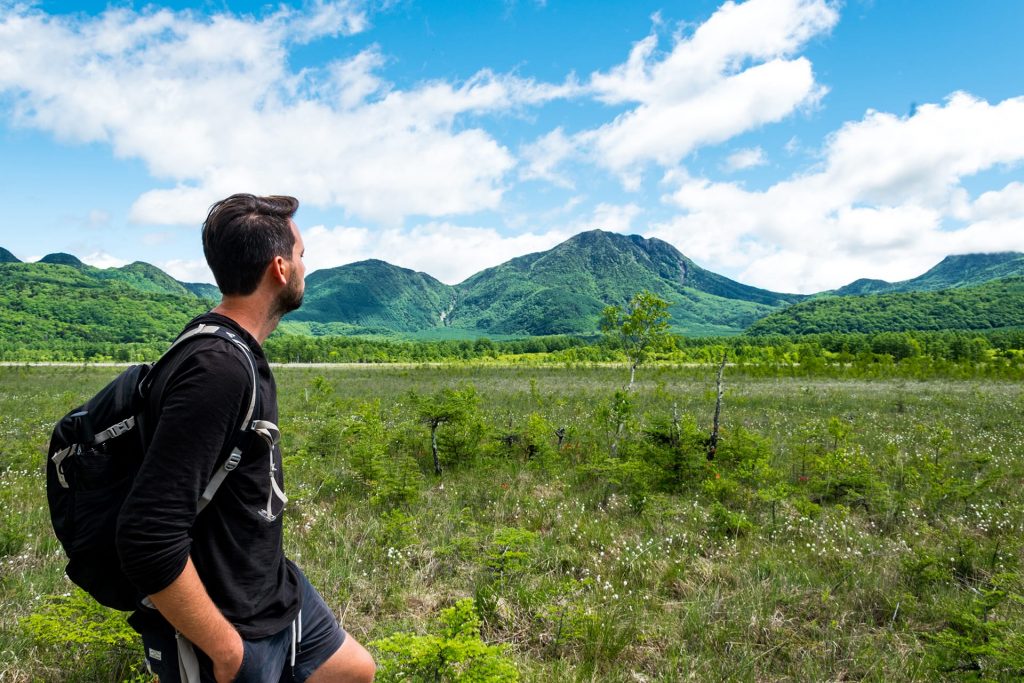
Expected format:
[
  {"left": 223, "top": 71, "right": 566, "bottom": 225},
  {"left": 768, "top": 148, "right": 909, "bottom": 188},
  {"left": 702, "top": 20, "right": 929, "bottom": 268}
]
[{"left": 707, "top": 351, "right": 727, "bottom": 461}]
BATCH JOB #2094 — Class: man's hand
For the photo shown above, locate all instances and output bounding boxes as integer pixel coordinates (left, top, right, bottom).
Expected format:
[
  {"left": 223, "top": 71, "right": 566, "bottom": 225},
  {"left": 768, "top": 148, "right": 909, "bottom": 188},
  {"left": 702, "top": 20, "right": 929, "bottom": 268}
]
[
  {"left": 148, "top": 558, "right": 246, "bottom": 682},
  {"left": 211, "top": 635, "right": 244, "bottom": 683}
]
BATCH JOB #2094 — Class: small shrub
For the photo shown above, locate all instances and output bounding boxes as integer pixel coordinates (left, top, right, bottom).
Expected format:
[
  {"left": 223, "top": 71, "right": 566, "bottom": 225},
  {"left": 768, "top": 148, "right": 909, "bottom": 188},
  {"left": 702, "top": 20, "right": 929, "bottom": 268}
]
[
  {"left": 371, "top": 598, "right": 519, "bottom": 682},
  {"left": 927, "top": 575, "right": 1024, "bottom": 678},
  {"left": 522, "top": 412, "right": 558, "bottom": 467},
  {"left": 708, "top": 501, "right": 754, "bottom": 538},
  {"left": 486, "top": 527, "right": 539, "bottom": 576},
  {"left": 22, "top": 589, "right": 143, "bottom": 678}
]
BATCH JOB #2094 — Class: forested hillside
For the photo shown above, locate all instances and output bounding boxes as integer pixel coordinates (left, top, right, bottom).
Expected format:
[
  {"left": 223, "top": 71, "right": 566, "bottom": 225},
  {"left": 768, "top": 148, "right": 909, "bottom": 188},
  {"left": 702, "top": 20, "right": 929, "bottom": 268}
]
[
  {"left": 3, "top": 238, "right": 1024, "bottom": 352},
  {"left": 0, "top": 262, "right": 211, "bottom": 358},
  {"left": 445, "top": 230, "right": 800, "bottom": 336},
  {"left": 747, "top": 277, "right": 1024, "bottom": 335},
  {"left": 833, "top": 252, "right": 1024, "bottom": 295},
  {"left": 287, "top": 259, "right": 454, "bottom": 333}
]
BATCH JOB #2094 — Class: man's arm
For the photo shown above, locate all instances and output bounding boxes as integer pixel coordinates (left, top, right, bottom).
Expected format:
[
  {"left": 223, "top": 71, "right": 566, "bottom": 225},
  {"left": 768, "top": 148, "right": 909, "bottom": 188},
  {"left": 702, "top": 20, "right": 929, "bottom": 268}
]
[{"left": 148, "top": 557, "right": 244, "bottom": 683}]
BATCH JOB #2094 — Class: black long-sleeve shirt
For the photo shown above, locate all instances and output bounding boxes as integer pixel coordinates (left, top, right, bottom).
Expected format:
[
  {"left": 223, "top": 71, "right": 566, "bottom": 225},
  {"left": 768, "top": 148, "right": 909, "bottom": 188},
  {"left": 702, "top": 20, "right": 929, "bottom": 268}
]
[{"left": 116, "top": 312, "right": 300, "bottom": 639}]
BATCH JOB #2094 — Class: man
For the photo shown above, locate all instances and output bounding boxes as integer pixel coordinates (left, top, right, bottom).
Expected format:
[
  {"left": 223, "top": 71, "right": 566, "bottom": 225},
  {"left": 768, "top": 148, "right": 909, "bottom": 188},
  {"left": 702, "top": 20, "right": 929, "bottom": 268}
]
[{"left": 116, "top": 194, "right": 375, "bottom": 683}]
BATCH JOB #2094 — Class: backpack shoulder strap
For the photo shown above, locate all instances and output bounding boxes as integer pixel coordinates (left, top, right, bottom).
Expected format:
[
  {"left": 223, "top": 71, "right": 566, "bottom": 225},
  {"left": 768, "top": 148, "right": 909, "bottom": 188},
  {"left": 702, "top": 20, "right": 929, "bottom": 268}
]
[
  {"left": 150, "top": 323, "right": 268, "bottom": 513},
  {"left": 156, "top": 323, "right": 262, "bottom": 430}
]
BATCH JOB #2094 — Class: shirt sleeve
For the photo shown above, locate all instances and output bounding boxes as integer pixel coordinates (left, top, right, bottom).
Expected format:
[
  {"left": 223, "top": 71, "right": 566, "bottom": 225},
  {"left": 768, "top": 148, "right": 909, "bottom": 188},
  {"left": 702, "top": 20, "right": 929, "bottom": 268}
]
[{"left": 115, "top": 345, "right": 252, "bottom": 596}]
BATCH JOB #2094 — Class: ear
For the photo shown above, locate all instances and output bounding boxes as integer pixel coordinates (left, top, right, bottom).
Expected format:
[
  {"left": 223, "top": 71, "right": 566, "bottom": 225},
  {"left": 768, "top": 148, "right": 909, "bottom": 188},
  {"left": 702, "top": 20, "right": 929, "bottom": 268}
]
[{"left": 268, "top": 255, "right": 289, "bottom": 286}]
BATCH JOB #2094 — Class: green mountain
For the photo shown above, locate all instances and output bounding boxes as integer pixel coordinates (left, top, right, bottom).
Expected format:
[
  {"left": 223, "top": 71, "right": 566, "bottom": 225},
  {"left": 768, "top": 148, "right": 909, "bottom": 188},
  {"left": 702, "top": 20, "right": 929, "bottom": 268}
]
[
  {"left": 0, "top": 262, "right": 210, "bottom": 347},
  {"left": 95, "top": 261, "right": 191, "bottom": 296},
  {"left": 39, "top": 252, "right": 84, "bottom": 267},
  {"left": 6, "top": 236, "right": 1022, "bottom": 345},
  {"left": 182, "top": 281, "right": 221, "bottom": 300},
  {"left": 445, "top": 230, "right": 801, "bottom": 336},
  {"left": 281, "top": 230, "right": 803, "bottom": 337},
  {"left": 834, "top": 252, "right": 1024, "bottom": 295},
  {"left": 746, "top": 277, "right": 1024, "bottom": 336},
  {"left": 286, "top": 259, "right": 455, "bottom": 334}
]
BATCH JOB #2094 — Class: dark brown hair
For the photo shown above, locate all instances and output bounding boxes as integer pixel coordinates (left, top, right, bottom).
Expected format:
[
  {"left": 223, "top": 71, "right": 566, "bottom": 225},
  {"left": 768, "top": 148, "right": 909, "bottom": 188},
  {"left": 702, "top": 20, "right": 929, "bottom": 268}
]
[{"left": 202, "top": 194, "right": 298, "bottom": 295}]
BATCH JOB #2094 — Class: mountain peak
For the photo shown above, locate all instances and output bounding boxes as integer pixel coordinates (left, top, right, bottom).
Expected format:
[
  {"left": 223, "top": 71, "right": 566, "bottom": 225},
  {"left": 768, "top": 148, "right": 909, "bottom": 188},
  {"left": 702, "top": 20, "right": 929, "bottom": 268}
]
[
  {"left": 0, "top": 247, "right": 21, "bottom": 263},
  {"left": 933, "top": 252, "right": 1023, "bottom": 269},
  {"left": 39, "top": 252, "right": 84, "bottom": 267},
  {"left": 834, "top": 251, "right": 1024, "bottom": 295}
]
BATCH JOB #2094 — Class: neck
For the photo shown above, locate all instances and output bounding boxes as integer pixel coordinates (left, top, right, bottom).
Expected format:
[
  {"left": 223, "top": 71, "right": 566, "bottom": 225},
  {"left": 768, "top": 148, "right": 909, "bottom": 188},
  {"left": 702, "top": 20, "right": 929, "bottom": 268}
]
[{"left": 211, "top": 295, "right": 281, "bottom": 344}]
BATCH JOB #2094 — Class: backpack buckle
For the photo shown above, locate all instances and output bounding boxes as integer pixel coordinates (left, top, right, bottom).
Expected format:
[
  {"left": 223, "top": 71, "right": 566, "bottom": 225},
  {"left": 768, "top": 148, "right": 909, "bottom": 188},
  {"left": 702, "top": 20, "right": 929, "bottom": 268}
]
[
  {"left": 223, "top": 451, "right": 242, "bottom": 472},
  {"left": 51, "top": 444, "right": 76, "bottom": 489},
  {"left": 93, "top": 416, "right": 136, "bottom": 445}
]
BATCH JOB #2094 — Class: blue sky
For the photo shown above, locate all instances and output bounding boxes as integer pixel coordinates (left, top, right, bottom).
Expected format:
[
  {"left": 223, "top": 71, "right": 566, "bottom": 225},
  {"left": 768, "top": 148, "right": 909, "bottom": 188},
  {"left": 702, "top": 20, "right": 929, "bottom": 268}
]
[{"left": 1, "top": 0, "right": 1022, "bottom": 293}]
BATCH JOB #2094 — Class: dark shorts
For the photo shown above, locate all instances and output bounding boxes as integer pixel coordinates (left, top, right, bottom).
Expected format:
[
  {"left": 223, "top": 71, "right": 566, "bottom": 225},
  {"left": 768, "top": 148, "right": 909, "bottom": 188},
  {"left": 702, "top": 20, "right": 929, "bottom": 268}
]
[{"left": 130, "top": 569, "right": 346, "bottom": 683}]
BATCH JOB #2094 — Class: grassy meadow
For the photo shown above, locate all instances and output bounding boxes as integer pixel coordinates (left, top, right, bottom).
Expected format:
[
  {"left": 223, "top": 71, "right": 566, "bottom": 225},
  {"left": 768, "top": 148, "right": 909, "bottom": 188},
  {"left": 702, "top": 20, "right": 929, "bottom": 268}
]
[{"left": 1, "top": 363, "right": 1023, "bottom": 681}]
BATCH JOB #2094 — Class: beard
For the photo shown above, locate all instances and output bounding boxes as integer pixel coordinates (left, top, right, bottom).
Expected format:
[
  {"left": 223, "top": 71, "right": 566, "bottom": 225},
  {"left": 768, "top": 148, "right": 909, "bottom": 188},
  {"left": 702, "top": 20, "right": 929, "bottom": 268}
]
[{"left": 273, "top": 268, "right": 304, "bottom": 317}]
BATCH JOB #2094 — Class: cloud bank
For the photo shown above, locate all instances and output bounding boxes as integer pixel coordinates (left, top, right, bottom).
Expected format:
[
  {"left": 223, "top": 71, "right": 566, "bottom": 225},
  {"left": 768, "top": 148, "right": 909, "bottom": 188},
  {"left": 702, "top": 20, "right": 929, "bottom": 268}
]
[
  {"left": 649, "top": 93, "right": 1024, "bottom": 292},
  {"left": 0, "top": 1, "right": 568, "bottom": 226}
]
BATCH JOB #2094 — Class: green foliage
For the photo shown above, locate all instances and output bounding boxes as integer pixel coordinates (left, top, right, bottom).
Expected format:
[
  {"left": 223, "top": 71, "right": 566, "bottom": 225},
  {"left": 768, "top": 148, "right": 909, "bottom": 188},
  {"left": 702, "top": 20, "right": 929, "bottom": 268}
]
[
  {"left": 485, "top": 528, "right": 539, "bottom": 576},
  {"left": 293, "top": 379, "right": 422, "bottom": 507},
  {"left": 371, "top": 599, "right": 519, "bottom": 682},
  {"left": 21, "top": 589, "right": 145, "bottom": 679},
  {"left": 521, "top": 412, "right": 558, "bottom": 466},
  {"left": 0, "top": 497, "right": 27, "bottom": 557},
  {"left": 446, "top": 230, "right": 789, "bottom": 336},
  {"left": 410, "top": 384, "right": 482, "bottom": 475},
  {"left": 0, "top": 262, "right": 210, "bottom": 358},
  {"left": 637, "top": 411, "right": 709, "bottom": 493},
  {"left": 288, "top": 259, "right": 454, "bottom": 333},
  {"left": 348, "top": 400, "right": 424, "bottom": 508},
  {"left": 23, "top": 590, "right": 137, "bottom": 648},
  {"left": 748, "top": 277, "right": 1024, "bottom": 336},
  {"left": 600, "top": 290, "right": 673, "bottom": 386},
  {"left": 707, "top": 501, "right": 755, "bottom": 538},
  {"left": 806, "top": 441, "right": 877, "bottom": 506},
  {"left": 927, "top": 575, "right": 1024, "bottom": 679},
  {"left": 7, "top": 364, "right": 1024, "bottom": 681}
]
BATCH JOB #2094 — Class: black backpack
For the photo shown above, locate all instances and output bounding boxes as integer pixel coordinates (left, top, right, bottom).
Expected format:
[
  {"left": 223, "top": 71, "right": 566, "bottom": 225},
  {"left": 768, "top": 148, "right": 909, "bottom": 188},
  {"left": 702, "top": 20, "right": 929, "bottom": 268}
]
[{"left": 46, "top": 322, "right": 274, "bottom": 610}]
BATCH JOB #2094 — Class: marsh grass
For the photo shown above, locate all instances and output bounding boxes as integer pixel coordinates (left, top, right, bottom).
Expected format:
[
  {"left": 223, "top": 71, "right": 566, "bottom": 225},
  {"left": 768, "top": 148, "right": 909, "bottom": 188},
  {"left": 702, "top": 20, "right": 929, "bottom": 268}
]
[{"left": 1, "top": 364, "right": 1022, "bottom": 681}]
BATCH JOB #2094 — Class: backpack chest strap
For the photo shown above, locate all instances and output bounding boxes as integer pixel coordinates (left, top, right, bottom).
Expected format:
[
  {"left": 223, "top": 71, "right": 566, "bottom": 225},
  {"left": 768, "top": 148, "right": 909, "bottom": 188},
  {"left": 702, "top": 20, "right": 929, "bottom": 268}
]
[{"left": 196, "top": 419, "right": 280, "bottom": 514}]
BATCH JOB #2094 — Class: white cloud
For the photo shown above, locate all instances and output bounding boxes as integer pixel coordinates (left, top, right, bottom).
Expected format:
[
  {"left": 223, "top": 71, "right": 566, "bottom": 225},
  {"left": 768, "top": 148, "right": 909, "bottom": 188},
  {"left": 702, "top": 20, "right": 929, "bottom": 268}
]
[
  {"left": 585, "top": 203, "right": 643, "bottom": 233},
  {"left": 0, "top": 4, "right": 569, "bottom": 227},
  {"left": 303, "top": 222, "right": 574, "bottom": 284},
  {"left": 80, "top": 251, "right": 128, "bottom": 269},
  {"left": 724, "top": 146, "right": 767, "bottom": 171},
  {"left": 649, "top": 93, "right": 1024, "bottom": 293},
  {"left": 160, "top": 258, "right": 215, "bottom": 284},
  {"left": 324, "top": 47, "right": 389, "bottom": 109},
  {"left": 576, "top": 0, "right": 837, "bottom": 178},
  {"left": 520, "top": 128, "right": 575, "bottom": 188},
  {"left": 288, "top": 0, "right": 369, "bottom": 43},
  {"left": 968, "top": 182, "right": 1024, "bottom": 222}
]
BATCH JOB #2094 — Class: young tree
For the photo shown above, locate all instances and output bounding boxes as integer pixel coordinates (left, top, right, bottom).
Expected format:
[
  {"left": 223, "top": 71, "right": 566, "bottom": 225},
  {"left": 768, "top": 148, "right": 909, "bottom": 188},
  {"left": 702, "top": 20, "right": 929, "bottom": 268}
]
[
  {"left": 410, "top": 385, "right": 479, "bottom": 476},
  {"left": 600, "top": 290, "right": 673, "bottom": 389}
]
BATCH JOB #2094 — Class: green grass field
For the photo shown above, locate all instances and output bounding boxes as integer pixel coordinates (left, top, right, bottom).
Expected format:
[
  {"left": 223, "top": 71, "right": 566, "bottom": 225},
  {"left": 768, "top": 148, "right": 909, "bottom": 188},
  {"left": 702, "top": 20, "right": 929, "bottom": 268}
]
[{"left": 1, "top": 364, "right": 1022, "bottom": 681}]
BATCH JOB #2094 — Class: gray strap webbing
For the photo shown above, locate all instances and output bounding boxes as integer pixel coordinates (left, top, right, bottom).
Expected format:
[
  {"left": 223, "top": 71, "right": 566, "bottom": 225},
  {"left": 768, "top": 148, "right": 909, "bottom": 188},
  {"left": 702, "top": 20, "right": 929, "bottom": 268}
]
[
  {"left": 51, "top": 445, "right": 74, "bottom": 489},
  {"left": 168, "top": 324, "right": 260, "bottom": 430},
  {"left": 197, "top": 417, "right": 280, "bottom": 513},
  {"left": 252, "top": 420, "right": 280, "bottom": 448},
  {"left": 178, "top": 324, "right": 262, "bottom": 514},
  {"left": 92, "top": 416, "right": 136, "bottom": 445},
  {"left": 197, "top": 446, "right": 243, "bottom": 513},
  {"left": 175, "top": 633, "right": 201, "bottom": 683}
]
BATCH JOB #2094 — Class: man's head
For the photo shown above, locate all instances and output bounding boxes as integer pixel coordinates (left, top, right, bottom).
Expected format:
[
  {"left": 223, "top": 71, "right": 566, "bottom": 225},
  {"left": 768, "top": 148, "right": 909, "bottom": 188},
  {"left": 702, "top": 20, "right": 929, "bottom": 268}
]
[{"left": 202, "top": 194, "right": 302, "bottom": 300}]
